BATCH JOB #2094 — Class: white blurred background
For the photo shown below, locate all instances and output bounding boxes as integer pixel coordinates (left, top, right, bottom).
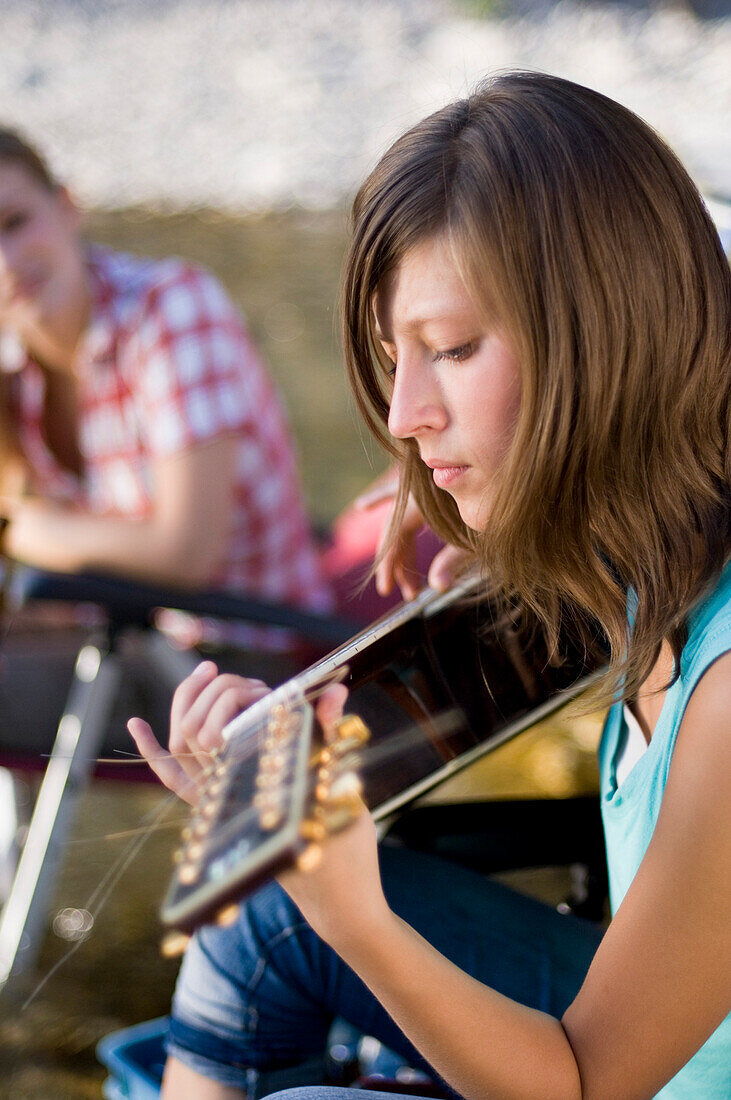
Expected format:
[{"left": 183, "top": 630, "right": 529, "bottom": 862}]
[{"left": 2, "top": 0, "right": 729, "bottom": 211}]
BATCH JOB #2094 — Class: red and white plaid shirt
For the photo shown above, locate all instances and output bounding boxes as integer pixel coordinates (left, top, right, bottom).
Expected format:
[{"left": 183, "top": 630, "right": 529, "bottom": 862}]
[{"left": 2, "top": 245, "right": 331, "bottom": 618}]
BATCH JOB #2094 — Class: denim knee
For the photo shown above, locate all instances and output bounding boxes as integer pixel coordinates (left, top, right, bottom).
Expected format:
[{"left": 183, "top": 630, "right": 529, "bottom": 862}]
[{"left": 167, "top": 879, "right": 333, "bottom": 1090}]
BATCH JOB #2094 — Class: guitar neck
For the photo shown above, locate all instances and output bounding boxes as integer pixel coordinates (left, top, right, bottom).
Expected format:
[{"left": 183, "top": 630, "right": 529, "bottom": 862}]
[{"left": 161, "top": 580, "right": 598, "bottom": 933}]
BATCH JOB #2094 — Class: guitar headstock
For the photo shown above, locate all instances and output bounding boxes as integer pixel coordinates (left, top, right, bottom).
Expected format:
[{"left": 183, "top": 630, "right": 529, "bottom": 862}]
[{"left": 160, "top": 683, "right": 369, "bottom": 942}]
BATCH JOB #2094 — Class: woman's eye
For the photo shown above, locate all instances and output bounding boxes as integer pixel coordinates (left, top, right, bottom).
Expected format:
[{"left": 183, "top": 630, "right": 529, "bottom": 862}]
[
  {"left": 434, "top": 343, "right": 474, "bottom": 363},
  {"left": 1, "top": 211, "right": 29, "bottom": 234}
]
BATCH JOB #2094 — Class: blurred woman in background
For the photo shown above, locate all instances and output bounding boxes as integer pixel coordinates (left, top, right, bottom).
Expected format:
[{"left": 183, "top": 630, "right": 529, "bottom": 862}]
[
  {"left": 0, "top": 127, "right": 331, "bottom": 752},
  {"left": 0, "top": 126, "right": 329, "bottom": 607}
]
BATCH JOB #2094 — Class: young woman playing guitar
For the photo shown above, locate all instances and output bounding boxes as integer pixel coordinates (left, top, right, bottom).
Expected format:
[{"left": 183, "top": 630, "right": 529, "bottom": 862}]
[{"left": 130, "top": 72, "right": 731, "bottom": 1100}]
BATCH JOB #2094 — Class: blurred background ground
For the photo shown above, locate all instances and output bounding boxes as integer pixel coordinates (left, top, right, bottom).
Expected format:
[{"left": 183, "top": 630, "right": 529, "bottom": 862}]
[{"left": 0, "top": 0, "right": 729, "bottom": 1095}]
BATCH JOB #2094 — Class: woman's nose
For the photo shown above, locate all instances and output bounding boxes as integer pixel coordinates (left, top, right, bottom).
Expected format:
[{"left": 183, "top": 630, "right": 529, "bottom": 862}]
[{"left": 387, "top": 358, "right": 448, "bottom": 441}]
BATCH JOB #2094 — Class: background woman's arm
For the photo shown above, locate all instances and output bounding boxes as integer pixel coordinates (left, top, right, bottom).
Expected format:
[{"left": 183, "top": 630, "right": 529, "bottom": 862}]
[{"left": 2, "top": 434, "right": 238, "bottom": 585}]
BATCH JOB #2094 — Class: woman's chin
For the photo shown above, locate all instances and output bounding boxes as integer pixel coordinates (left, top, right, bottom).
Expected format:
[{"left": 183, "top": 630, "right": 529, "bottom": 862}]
[{"left": 452, "top": 494, "right": 490, "bottom": 533}]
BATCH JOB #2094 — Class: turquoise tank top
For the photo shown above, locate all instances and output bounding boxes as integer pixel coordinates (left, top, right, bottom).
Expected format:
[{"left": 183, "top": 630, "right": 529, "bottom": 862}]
[{"left": 598, "top": 559, "right": 731, "bottom": 1098}]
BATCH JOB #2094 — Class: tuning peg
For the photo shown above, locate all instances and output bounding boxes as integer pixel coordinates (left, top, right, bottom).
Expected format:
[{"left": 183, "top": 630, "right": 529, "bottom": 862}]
[
  {"left": 300, "top": 818, "right": 327, "bottom": 842},
  {"left": 332, "top": 714, "right": 370, "bottom": 746},
  {"left": 296, "top": 843, "right": 323, "bottom": 872},
  {"left": 328, "top": 771, "right": 363, "bottom": 804},
  {"left": 214, "top": 903, "right": 240, "bottom": 928},
  {"left": 160, "top": 931, "right": 190, "bottom": 958}
]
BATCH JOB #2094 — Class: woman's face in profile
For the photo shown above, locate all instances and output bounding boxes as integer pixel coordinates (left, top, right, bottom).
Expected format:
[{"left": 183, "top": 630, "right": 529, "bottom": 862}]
[
  {"left": 0, "top": 161, "right": 85, "bottom": 337},
  {"left": 373, "top": 234, "right": 521, "bottom": 532}
]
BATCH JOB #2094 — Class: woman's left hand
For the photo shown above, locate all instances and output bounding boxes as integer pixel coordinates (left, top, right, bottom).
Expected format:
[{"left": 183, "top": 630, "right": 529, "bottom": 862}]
[{"left": 277, "top": 683, "right": 391, "bottom": 952}]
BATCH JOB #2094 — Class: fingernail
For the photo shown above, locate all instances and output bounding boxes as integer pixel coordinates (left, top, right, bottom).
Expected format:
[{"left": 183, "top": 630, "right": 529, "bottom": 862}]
[{"left": 194, "top": 661, "right": 216, "bottom": 676}]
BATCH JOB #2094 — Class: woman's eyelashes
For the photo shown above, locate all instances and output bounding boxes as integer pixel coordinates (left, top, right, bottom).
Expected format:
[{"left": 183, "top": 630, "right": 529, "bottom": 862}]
[
  {"left": 434, "top": 342, "right": 475, "bottom": 363},
  {"left": 380, "top": 340, "right": 476, "bottom": 379}
]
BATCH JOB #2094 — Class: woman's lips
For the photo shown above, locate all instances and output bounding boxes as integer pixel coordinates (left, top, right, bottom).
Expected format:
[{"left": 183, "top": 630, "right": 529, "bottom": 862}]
[{"left": 428, "top": 464, "right": 468, "bottom": 489}]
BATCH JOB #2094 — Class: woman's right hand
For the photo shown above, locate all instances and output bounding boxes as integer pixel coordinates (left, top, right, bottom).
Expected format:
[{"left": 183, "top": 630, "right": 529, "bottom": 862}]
[{"left": 127, "top": 661, "right": 270, "bottom": 804}]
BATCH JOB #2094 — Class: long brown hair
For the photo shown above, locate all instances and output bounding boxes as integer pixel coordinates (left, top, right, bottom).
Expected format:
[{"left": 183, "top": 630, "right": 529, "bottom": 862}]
[
  {"left": 342, "top": 71, "right": 731, "bottom": 703},
  {"left": 0, "top": 128, "right": 59, "bottom": 494}
]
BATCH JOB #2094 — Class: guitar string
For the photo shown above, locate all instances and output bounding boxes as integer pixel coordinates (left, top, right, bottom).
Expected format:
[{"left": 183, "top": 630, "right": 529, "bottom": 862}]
[
  {"left": 64, "top": 701, "right": 455, "bottom": 881},
  {"left": 34, "top": 664, "right": 351, "bottom": 769},
  {"left": 11, "top": 593, "right": 472, "bottom": 1009},
  {"left": 63, "top": 818, "right": 191, "bottom": 844},
  {"left": 21, "top": 784, "right": 183, "bottom": 1011},
  {"left": 19, "top": 597, "right": 458, "bottom": 999},
  {"left": 21, "top": 749, "right": 230, "bottom": 1007},
  {"left": 60, "top": 707, "right": 460, "bottom": 874},
  {"left": 21, "top": 704, "right": 461, "bottom": 1011}
]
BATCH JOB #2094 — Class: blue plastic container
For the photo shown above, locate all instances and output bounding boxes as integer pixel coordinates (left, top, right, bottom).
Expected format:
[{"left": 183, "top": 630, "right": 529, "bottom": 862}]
[
  {"left": 96, "top": 1016, "right": 167, "bottom": 1100},
  {"left": 96, "top": 1016, "right": 330, "bottom": 1098},
  {"left": 96, "top": 1015, "right": 437, "bottom": 1097}
]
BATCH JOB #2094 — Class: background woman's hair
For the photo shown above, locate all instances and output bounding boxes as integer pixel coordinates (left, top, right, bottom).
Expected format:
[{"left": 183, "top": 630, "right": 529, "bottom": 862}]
[
  {"left": 0, "top": 128, "right": 58, "bottom": 494},
  {"left": 0, "top": 126, "right": 57, "bottom": 190},
  {"left": 341, "top": 70, "right": 731, "bottom": 704}
]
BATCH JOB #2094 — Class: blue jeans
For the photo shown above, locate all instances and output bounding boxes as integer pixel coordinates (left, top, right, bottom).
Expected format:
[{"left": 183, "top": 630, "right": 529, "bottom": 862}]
[{"left": 167, "top": 843, "right": 603, "bottom": 1098}]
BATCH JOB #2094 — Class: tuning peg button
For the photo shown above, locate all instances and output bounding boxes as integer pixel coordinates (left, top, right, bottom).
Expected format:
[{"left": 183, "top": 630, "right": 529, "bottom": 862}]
[
  {"left": 161, "top": 931, "right": 190, "bottom": 958},
  {"left": 296, "top": 843, "right": 323, "bottom": 872},
  {"left": 332, "top": 715, "right": 370, "bottom": 745},
  {"left": 178, "top": 863, "right": 200, "bottom": 885}
]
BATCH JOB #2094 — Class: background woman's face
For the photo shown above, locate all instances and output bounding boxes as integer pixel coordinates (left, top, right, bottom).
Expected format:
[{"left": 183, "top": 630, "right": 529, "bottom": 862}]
[
  {"left": 375, "top": 234, "right": 521, "bottom": 532},
  {"left": 0, "top": 162, "right": 85, "bottom": 336}
]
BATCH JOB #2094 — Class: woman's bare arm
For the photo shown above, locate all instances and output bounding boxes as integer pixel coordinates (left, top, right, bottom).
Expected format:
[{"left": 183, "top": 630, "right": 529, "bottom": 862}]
[
  {"left": 3, "top": 434, "right": 238, "bottom": 586},
  {"left": 278, "top": 651, "right": 731, "bottom": 1100}
]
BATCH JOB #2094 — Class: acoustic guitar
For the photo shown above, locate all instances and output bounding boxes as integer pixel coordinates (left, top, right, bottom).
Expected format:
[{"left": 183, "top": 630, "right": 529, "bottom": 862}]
[{"left": 161, "top": 577, "right": 598, "bottom": 937}]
